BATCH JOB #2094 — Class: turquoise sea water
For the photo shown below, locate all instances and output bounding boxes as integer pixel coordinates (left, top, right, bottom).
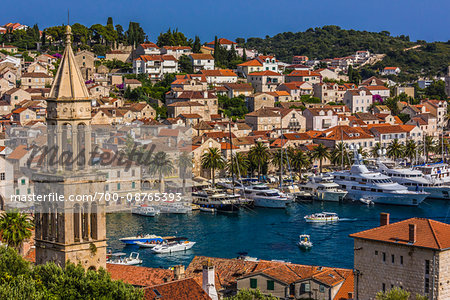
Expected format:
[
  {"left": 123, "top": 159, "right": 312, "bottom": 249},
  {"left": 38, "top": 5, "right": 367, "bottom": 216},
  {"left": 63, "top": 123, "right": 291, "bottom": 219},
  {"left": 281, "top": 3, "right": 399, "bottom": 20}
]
[{"left": 106, "top": 199, "right": 450, "bottom": 269}]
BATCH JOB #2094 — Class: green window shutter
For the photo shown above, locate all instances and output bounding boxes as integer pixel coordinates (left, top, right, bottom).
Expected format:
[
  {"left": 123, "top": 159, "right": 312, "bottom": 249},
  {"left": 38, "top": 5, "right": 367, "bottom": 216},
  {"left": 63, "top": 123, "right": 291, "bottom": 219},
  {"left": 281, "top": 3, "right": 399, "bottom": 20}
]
[
  {"left": 21, "top": 179, "right": 25, "bottom": 185},
  {"left": 250, "top": 278, "right": 257, "bottom": 289},
  {"left": 267, "top": 280, "right": 274, "bottom": 290},
  {"left": 132, "top": 182, "right": 135, "bottom": 189},
  {"left": 117, "top": 183, "right": 121, "bottom": 190}
]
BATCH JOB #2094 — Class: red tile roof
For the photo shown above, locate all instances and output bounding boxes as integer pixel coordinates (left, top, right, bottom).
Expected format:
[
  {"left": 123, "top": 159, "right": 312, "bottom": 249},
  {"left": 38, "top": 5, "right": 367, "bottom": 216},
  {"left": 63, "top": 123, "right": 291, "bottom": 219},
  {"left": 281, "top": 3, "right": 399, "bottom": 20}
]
[
  {"left": 206, "top": 38, "right": 236, "bottom": 45},
  {"left": 237, "top": 59, "right": 263, "bottom": 67},
  {"left": 248, "top": 70, "right": 281, "bottom": 76},
  {"left": 190, "top": 53, "right": 214, "bottom": 60},
  {"left": 144, "top": 278, "right": 211, "bottom": 300},
  {"left": 200, "top": 69, "right": 237, "bottom": 77},
  {"left": 350, "top": 218, "right": 450, "bottom": 250},
  {"left": 107, "top": 264, "right": 174, "bottom": 287},
  {"left": 287, "top": 70, "right": 320, "bottom": 77},
  {"left": 140, "top": 42, "right": 159, "bottom": 49}
]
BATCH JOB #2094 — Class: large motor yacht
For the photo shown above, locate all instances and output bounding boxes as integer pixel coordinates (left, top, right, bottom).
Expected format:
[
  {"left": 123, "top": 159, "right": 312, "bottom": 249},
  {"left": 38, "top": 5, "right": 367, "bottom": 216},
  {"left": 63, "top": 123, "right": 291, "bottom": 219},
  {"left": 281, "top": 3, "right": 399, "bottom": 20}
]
[
  {"left": 192, "top": 188, "right": 241, "bottom": 212},
  {"left": 299, "top": 175, "right": 348, "bottom": 202},
  {"left": 235, "top": 183, "right": 292, "bottom": 208},
  {"left": 376, "top": 160, "right": 450, "bottom": 200},
  {"left": 332, "top": 153, "right": 429, "bottom": 206},
  {"left": 414, "top": 162, "right": 450, "bottom": 185}
]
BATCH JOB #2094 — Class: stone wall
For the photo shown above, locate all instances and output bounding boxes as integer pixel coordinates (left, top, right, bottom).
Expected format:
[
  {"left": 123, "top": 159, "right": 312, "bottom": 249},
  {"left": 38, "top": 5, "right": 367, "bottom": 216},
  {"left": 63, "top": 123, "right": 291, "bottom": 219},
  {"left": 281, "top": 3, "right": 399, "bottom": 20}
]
[{"left": 354, "top": 238, "right": 443, "bottom": 300}]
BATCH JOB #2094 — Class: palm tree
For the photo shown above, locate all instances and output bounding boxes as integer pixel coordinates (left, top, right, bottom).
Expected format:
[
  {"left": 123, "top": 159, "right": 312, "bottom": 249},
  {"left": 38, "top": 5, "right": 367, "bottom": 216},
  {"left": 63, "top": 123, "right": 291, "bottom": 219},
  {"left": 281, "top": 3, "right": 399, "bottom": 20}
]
[
  {"left": 227, "top": 152, "right": 249, "bottom": 177},
  {"left": 289, "top": 149, "right": 310, "bottom": 181},
  {"left": 331, "top": 142, "right": 350, "bottom": 169},
  {"left": 386, "top": 139, "right": 405, "bottom": 160},
  {"left": 271, "top": 149, "right": 288, "bottom": 184},
  {"left": 248, "top": 142, "right": 270, "bottom": 180},
  {"left": 424, "top": 136, "right": 435, "bottom": 162},
  {"left": 404, "top": 140, "right": 418, "bottom": 164},
  {"left": 371, "top": 142, "right": 382, "bottom": 158},
  {"left": 311, "top": 144, "right": 330, "bottom": 173},
  {"left": 148, "top": 151, "right": 175, "bottom": 192},
  {"left": 201, "top": 148, "right": 225, "bottom": 186},
  {"left": 177, "top": 152, "right": 192, "bottom": 194},
  {"left": 0, "top": 211, "right": 33, "bottom": 253}
]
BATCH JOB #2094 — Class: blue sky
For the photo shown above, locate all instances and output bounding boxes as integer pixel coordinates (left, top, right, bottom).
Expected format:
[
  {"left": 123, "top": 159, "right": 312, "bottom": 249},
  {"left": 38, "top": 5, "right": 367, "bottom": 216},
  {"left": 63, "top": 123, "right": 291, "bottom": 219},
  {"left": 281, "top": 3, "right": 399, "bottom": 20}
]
[{"left": 1, "top": 0, "right": 449, "bottom": 43}]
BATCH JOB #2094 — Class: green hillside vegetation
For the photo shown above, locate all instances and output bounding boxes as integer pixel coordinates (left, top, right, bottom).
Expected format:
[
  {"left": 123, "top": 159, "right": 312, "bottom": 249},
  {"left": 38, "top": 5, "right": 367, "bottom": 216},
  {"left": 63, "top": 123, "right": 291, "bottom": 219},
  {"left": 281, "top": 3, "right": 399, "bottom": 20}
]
[{"left": 241, "top": 25, "right": 450, "bottom": 78}]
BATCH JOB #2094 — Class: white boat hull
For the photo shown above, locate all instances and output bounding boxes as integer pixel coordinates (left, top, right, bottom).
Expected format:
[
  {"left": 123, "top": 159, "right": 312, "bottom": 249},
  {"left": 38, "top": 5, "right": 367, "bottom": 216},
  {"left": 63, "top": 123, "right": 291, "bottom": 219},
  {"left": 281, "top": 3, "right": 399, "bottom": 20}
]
[
  {"left": 151, "top": 242, "right": 196, "bottom": 254},
  {"left": 346, "top": 190, "right": 427, "bottom": 206},
  {"left": 253, "top": 197, "right": 288, "bottom": 208},
  {"left": 314, "top": 191, "right": 348, "bottom": 202},
  {"left": 305, "top": 217, "right": 339, "bottom": 223},
  {"left": 407, "top": 186, "right": 450, "bottom": 200}
]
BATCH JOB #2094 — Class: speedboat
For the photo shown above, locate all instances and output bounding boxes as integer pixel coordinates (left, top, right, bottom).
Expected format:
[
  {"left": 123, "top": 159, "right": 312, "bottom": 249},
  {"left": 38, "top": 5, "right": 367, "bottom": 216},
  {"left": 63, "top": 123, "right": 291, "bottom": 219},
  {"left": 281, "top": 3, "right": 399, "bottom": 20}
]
[
  {"left": 304, "top": 212, "right": 339, "bottom": 223},
  {"left": 331, "top": 152, "right": 429, "bottom": 206},
  {"left": 132, "top": 205, "right": 160, "bottom": 217},
  {"left": 235, "top": 183, "right": 291, "bottom": 208},
  {"left": 193, "top": 188, "right": 240, "bottom": 212},
  {"left": 156, "top": 202, "right": 192, "bottom": 214},
  {"left": 106, "top": 252, "right": 142, "bottom": 265},
  {"left": 298, "top": 234, "right": 313, "bottom": 249},
  {"left": 135, "top": 240, "right": 161, "bottom": 248},
  {"left": 151, "top": 237, "right": 196, "bottom": 254},
  {"left": 299, "top": 175, "right": 348, "bottom": 202},
  {"left": 119, "top": 234, "right": 171, "bottom": 245},
  {"left": 359, "top": 197, "right": 374, "bottom": 205}
]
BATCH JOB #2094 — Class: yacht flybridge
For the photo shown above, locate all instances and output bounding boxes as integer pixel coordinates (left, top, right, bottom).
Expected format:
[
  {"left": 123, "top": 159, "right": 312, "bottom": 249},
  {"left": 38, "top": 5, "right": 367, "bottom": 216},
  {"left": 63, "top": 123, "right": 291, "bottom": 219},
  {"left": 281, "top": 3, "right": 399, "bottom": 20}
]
[{"left": 332, "top": 149, "right": 429, "bottom": 206}]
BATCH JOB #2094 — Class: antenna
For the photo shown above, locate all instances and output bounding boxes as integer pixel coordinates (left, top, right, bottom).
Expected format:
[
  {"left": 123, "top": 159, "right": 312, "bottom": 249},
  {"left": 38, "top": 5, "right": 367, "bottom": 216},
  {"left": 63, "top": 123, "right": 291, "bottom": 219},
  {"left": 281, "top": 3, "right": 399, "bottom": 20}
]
[{"left": 67, "top": 9, "right": 70, "bottom": 25}]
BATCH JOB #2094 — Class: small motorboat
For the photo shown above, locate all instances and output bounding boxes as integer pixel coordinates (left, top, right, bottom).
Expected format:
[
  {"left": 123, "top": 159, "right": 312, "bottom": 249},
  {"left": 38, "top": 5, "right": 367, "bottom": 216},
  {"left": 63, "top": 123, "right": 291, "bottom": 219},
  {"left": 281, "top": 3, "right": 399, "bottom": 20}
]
[
  {"left": 199, "top": 206, "right": 216, "bottom": 213},
  {"left": 151, "top": 237, "right": 196, "bottom": 254},
  {"left": 119, "top": 234, "right": 172, "bottom": 245},
  {"left": 359, "top": 197, "right": 375, "bottom": 205},
  {"left": 135, "top": 240, "right": 162, "bottom": 248},
  {"left": 106, "top": 252, "right": 142, "bottom": 265},
  {"left": 132, "top": 205, "right": 160, "bottom": 217},
  {"left": 304, "top": 212, "right": 339, "bottom": 223},
  {"left": 298, "top": 234, "right": 313, "bottom": 249}
]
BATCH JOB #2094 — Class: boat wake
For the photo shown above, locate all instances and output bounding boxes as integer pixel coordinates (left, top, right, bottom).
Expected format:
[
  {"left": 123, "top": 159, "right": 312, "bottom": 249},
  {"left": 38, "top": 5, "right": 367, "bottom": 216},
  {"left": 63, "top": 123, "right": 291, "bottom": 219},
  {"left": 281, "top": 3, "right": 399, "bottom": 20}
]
[{"left": 338, "top": 218, "right": 358, "bottom": 222}]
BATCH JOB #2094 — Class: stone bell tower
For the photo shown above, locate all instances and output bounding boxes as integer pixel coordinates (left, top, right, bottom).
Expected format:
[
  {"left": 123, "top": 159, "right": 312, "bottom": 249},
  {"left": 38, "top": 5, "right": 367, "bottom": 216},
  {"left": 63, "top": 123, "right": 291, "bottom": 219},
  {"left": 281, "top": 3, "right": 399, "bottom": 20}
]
[{"left": 33, "top": 25, "right": 107, "bottom": 270}]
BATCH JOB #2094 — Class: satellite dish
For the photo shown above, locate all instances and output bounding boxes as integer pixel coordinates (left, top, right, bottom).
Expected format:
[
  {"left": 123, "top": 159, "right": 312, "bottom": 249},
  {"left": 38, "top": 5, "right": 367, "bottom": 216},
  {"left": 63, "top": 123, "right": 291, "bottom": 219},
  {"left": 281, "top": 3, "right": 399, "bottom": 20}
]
[
  {"left": 377, "top": 149, "right": 381, "bottom": 155},
  {"left": 382, "top": 149, "right": 387, "bottom": 155}
]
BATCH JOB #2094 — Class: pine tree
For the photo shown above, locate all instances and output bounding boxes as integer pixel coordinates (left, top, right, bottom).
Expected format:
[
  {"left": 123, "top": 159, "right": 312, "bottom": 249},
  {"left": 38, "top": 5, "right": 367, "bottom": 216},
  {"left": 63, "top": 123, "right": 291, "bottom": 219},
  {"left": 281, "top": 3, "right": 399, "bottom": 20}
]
[
  {"left": 242, "top": 47, "right": 247, "bottom": 61},
  {"left": 193, "top": 36, "right": 201, "bottom": 53}
]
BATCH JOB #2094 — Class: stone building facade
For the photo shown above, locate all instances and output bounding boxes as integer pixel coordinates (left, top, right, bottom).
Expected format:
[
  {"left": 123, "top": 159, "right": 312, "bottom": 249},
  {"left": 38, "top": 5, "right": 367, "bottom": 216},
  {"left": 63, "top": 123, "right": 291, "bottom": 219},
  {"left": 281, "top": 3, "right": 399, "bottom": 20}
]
[{"left": 350, "top": 213, "right": 450, "bottom": 300}]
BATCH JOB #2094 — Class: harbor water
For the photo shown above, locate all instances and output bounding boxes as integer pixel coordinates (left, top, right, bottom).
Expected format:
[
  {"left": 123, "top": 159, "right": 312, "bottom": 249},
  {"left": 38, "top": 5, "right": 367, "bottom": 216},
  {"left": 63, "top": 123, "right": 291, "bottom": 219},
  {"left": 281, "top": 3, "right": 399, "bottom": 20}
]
[{"left": 107, "top": 199, "right": 450, "bottom": 269}]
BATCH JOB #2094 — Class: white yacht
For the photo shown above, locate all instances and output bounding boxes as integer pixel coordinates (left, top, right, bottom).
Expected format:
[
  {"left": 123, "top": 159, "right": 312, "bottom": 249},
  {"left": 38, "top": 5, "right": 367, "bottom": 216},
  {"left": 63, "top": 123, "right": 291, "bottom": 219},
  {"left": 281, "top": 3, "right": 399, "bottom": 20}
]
[
  {"left": 132, "top": 205, "right": 160, "bottom": 217},
  {"left": 414, "top": 161, "right": 450, "bottom": 184},
  {"left": 235, "top": 183, "right": 291, "bottom": 208},
  {"left": 304, "top": 212, "right": 339, "bottom": 223},
  {"left": 151, "top": 237, "right": 196, "bottom": 254},
  {"left": 192, "top": 188, "right": 241, "bottom": 212},
  {"left": 106, "top": 252, "right": 142, "bottom": 265},
  {"left": 156, "top": 202, "right": 192, "bottom": 214},
  {"left": 332, "top": 154, "right": 429, "bottom": 206},
  {"left": 299, "top": 175, "right": 348, "bottom": 202},
  {"left": 376, "top": 160, "right": 450, "bottom": 200}
]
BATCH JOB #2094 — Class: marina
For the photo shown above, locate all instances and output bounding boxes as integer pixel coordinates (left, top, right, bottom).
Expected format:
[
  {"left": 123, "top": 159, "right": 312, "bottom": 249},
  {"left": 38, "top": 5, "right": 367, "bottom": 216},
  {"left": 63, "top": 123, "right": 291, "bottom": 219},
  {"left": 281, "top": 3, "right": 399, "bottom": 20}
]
[{"left": 107, "top": 198, "right": 450, "bottom": 269}]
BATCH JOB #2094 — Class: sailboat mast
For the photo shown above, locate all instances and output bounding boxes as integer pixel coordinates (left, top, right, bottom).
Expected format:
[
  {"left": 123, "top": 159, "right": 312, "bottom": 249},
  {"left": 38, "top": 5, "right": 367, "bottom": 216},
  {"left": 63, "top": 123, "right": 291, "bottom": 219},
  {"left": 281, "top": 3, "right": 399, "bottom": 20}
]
[
  {"left": 228, "top": 121, "right": 235, "bottom": 195},
  {"left": 341, "top": 127, "right": 344, "bottom": 170}
]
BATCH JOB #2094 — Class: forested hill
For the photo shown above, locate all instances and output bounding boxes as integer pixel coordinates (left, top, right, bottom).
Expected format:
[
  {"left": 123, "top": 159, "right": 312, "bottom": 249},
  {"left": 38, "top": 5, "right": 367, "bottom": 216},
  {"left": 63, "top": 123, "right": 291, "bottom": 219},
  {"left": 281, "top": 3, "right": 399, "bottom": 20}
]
[
  {"left": 242, "top": 26, "right": 414, "bottom": 61},
  {"left": 241, "top": 25, "right": 450, "bottom": 78}
]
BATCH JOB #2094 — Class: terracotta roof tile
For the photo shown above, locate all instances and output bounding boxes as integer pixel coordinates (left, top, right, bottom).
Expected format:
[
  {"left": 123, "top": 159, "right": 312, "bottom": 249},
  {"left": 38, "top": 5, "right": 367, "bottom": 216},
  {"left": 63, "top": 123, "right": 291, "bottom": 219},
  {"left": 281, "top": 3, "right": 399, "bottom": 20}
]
[
  {"left": 144, "top": 278, "right": 211, "bottom": 300},
  {"left": 287, "top": 70, "right": 320, "bottom": 77},
  {"left": 350, "top": 217, "right": 450, "bottom": 250},
  {"left": 237, "top": 59, "right": 263, "bottom": 67},
  {"left": 249, "top": 70, "right": 281, "bottom": 76},
  {"left": 7, "top": 145, "right": 29, "bottom": 160},
  {"left": 190, "top": 53, "right": 214, "bottom": 60},
  {"left": 107, "top": 264, "right": 174, "bottom": 287}
]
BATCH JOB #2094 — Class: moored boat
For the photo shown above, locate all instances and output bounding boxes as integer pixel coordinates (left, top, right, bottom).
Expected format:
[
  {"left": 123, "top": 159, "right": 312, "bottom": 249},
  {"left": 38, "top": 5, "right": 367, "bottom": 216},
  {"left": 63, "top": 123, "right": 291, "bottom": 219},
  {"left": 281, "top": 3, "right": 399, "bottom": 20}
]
[
  {"left": 119, "top": 234, "right": 172, "bottom": 245},
  {"left": 151, "top": 237, "right": 196, "bottom": 254},
  {"left": 304, "top": 212, "right": 339, "bottom": 223},
  {"left": 106, "top": 252, "right": 142, "bottom": 265},
  {"left": 131, "top": 205, "right": 159, "bottom": 217},
  {"left": 298, "top": 234, "right": 313, "bottom": 249}
]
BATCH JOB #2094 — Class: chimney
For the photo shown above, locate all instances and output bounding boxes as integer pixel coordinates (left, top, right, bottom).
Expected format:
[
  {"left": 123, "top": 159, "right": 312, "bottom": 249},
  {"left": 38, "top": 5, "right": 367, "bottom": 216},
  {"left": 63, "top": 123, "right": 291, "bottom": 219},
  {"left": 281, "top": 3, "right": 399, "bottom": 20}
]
[
  {"left": 380, "top": 213, "right": 390, "bottom": 226},
  {"left": 202, "top": 261, "right": 218, "bottom": 300},
  {"left": 173, "top": 264, "right": 185, "bottom": 280},
  {"left": 409, "top": 224, "right": 416, "bottom": 244}
]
